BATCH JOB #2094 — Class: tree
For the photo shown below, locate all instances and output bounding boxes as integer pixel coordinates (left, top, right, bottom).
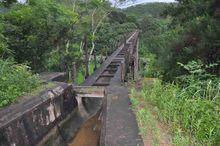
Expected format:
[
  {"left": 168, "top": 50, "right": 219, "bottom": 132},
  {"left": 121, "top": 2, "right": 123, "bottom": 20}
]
[
  {"left": 0, "top": 0, "right": 17, "bottom": 8},
  {"left": 1, "top": 0, "right": 78, "bottom": 71}
]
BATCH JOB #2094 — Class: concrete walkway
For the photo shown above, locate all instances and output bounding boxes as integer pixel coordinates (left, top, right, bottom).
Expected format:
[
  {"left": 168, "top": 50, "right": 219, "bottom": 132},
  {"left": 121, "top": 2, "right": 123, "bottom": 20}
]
[{"left": 101, "top": 85, "right": 144, "bottom": 146}]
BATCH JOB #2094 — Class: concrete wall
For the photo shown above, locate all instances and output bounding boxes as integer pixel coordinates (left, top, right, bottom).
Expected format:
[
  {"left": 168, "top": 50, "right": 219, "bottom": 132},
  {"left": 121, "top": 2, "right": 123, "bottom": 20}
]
[{"left": 0, "top": 83, "right": 77, "bottom": 146}]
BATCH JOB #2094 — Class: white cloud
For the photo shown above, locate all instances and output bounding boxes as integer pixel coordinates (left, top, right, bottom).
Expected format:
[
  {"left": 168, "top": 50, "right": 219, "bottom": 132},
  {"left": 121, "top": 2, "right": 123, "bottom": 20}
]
[
  {"left": 116, "top": 0, "right": 176, "bottom": 8},
  {"left": 17, "top": 0, "right": 26, "bottom": 3}
]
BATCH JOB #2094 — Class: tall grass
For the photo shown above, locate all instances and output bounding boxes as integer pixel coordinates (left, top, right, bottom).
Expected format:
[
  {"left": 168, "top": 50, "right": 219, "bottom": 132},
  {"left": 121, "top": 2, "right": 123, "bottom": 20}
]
[{"left": 141, "top": 79, "right": 220, "bottom": 145}]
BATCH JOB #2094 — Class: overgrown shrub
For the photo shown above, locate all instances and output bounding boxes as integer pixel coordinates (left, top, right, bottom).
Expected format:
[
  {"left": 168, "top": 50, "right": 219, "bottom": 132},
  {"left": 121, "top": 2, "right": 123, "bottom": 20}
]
[
  {"left": 140, "top": 61, "right": 220, "bottom": 145},
  {"left": 0, "top": 59, "right": 41, "bottom": 107},
  {"left": 143, "top": 79, "right": 219, "bottom": 145}
]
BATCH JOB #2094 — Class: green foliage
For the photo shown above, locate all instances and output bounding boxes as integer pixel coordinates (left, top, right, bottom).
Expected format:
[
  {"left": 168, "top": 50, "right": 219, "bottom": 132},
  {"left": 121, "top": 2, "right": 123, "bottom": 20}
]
[
  {"left": 127, "top": 2, "right": 220, "bottom": 145},
  {"left": 96, "top": 21, "right": 136, "bottom": 54},
  {"left": 177, "top": 60, "right": 218, "bottom": 81},
  {"left": 108, "top": 11, "right": 129, "bottom": 24},
  {"left": 0, "top": 0, "right": 17, "bottom": 8},
  {"left": 1, "top": 0, "right": 136, "bottom": 74},
  {"left": 124, "top": 2, "right": 170, "bottom": 20},
  {"left": 76, "top": 71, "right": 84, "bottom": 85},
  {"left": 176, "top": 61, "right": 220, "bottom": 101},
  {"left": 138, "top": 15, "right": 185, "bottom": 80},
  {"left": 0, "top": 59, "right": 41, "bottom": 107},
  {"left": 0, "top": 0, "right": 137, "bottom": 103},
  {"left": 128, "top": 1, "right": 220, "bottom": 81},
  {"left": 167, "top": 0, "right": 220, "bottom": 79},
  {"left": 0, "top": 22, "right": 10, "bottom": 58},
  {"left": 1, "top": 0, "right": 78, "bottom": 71},
  {"left": 131, "top": 87, "right": 190, "bottom": 145},
  {"left": 137, "top": 60, "right": 220, "bottom": 145},
  {"left": 140, "top": 78, "right": 220, "bottom": 145},
  {"left": 139, "top": 52, "right": 160, "bottom": 77},
  {"left": 168, "top": 0, "right": 213, "bottom": 24},
  {"left": 45, "top": 44, "right": 82, "bottom": 72}
]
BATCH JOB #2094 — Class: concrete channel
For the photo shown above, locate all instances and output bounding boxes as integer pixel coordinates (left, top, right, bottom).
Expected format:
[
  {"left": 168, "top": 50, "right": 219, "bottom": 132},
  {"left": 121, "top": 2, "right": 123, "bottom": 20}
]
[
  {"left": 0, "top": 31, "right": 141, "bottom": 146},
  {"left": 67, "top": 31, "right": 139, "bottom": 146}
]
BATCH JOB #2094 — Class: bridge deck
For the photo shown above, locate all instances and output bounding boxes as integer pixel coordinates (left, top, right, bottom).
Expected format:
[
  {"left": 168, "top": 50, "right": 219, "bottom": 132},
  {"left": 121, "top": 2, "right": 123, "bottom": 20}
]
[{"left": 82, "top": 31, "right": 137, "bottom": 86}]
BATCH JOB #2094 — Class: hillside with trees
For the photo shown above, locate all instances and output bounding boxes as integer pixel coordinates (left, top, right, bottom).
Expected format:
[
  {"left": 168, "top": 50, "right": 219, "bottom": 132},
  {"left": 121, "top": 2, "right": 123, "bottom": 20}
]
[
  {"left": 124, "top": 2, "right": 170, "bottom": 19},
  {"left": 124, "top": 1, "right": 220, "bottom": 145}
]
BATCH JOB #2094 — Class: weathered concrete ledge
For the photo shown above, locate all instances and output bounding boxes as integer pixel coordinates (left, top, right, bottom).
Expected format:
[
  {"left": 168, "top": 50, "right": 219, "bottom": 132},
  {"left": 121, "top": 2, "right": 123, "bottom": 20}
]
[
  {"left": 0, "top": 82, "right": 77, "bottom": 146},
  {"left": 40, "top": 72, "right": 66, "bottom": 82},
  {"left": 0, "top": 78, "right": 105, "bottom": 146},
  {"left": 100, "top": 86, "right": 144, "bottom": 146}
]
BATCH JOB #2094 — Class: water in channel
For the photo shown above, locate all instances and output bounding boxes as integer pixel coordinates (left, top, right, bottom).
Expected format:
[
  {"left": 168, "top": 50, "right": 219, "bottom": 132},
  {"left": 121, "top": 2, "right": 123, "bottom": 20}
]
[{"left": 68, "top": 113, "right": 101, "bottom": 146}]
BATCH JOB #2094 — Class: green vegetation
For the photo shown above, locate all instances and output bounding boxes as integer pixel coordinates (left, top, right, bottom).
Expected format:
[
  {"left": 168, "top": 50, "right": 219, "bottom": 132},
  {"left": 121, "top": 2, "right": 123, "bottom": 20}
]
[
  {"left": 0, "top": 0, "right": 136, "bottom": 73},
  {"left": 130, "top": 90, "right": 171, "bottom": 145},
  {"left": 148, "top": 80, "right": 219, "bottom": 145},
  {"left": 131, "top": 76, "right": 220, "bottom": 145},
  {"left": 134, "top": 1, "right": 220, "bottom": 81},
  {"left": 0, "top": 0, "right": 219, "bottom": 144},
  {"left": 0, "top": 59, "right": 41, "bottom": 107},
  {"left": 1, "top": 0, "right": 78, "bottom": 71},
  {"left": 124, "top": 2, "right": 170, "bottom": 20},
  {"left": 0, "top": 0, "right": 136, "bottom": 106},
  {"left": 125, "top": 1, "right": 220, "bottom": 145}
]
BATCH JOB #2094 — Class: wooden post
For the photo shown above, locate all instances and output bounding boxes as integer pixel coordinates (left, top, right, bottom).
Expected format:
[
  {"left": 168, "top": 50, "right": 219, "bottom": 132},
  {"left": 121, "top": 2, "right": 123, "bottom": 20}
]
[
  {"left": 84, "top": 34, "right": 89, "bottom": 79},
  {"left": 72, "top": 62, "right": 76, "bottom": 83},
  {"left": 94, "top": 51, "right": 97, "bottom": 71}
]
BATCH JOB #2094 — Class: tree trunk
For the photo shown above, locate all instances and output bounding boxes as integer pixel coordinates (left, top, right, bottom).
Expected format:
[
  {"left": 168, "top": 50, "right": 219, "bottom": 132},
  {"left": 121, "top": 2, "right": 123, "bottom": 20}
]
[
  {"left": 94, "top": 51, "right": 97, "bottom": 71},
  {"left": 83, "top": 34, "right": 89, "bottom": 79}
]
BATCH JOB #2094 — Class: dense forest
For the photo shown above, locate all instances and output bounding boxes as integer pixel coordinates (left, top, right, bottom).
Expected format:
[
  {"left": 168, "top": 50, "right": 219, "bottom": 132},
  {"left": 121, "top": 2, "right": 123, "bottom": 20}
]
[{"left": 0, "top": 0, "right": 219, "bottom": 145}]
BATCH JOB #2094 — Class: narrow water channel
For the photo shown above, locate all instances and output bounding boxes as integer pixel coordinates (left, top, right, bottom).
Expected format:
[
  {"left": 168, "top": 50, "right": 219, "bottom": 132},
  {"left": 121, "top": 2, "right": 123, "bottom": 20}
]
[{"left": 68, "top": 113, "right": 101, "bottom": 146}]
